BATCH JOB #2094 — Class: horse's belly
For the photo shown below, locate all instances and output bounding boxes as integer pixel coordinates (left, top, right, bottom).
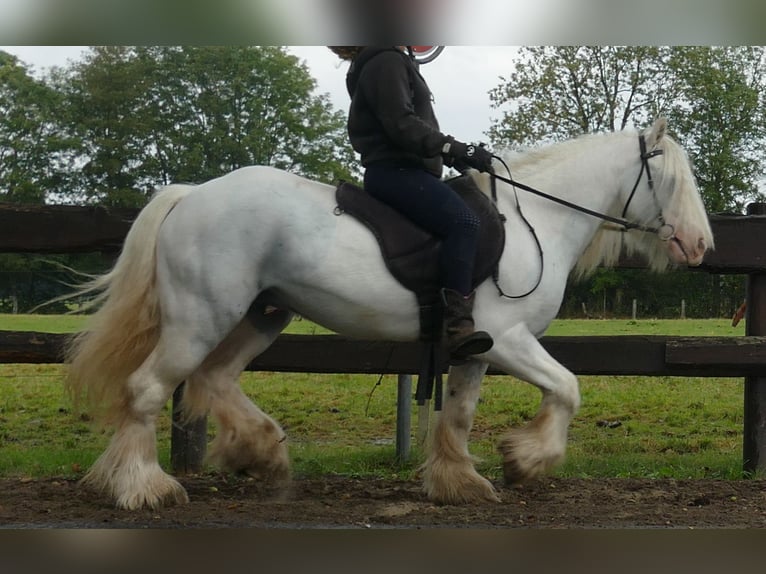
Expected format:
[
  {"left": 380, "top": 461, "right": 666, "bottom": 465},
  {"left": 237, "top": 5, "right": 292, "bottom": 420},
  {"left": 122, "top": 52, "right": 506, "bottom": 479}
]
[{"left": 273, "top": 283, "right": 421, "bottom": 340}]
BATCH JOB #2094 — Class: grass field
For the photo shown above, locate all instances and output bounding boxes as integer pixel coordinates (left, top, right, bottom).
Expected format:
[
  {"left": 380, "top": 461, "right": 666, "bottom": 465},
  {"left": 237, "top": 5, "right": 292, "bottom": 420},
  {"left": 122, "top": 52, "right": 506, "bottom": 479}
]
[{"left": 0, "top": 314, "right": 750, "bottom": 480}]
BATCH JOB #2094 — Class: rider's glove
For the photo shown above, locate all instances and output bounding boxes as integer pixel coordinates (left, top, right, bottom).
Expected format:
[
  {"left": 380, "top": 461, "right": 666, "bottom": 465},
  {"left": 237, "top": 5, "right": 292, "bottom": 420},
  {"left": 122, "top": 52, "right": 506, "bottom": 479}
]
[{"left": 442, "top": 137, "right": 494, "bottom": 173}]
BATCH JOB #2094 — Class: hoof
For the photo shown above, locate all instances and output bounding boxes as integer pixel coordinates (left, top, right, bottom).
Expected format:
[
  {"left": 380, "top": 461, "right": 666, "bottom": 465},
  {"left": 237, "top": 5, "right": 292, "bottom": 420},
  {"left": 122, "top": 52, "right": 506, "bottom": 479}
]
[
  {"left": 82, "top": 464, "right": 190, "bottom": 510},
  {"left": 422, "top": 460, "right": 501, "bottom": 505},
  {"left": 241, "top": 462, "right": 292, "bottom": 488},
  {"left": 208, "top": 439, "right": 291, "bottom": 487},
  {"left": 115, "top": 479, "right": 190, "bottom": 510},
  {"left": 497, "top": 432, "right": 564, "bottom": 485},
  {"left": 502, "top": 458, "right": 533, "bottom": 485}
]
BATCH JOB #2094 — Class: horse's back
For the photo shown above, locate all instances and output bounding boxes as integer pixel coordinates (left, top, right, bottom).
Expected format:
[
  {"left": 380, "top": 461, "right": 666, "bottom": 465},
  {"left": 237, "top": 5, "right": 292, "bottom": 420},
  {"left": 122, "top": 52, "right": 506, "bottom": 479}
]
[
  {"left": 161, "top": 166, "right": 335, "bottom": 239},
  {"left": 198, "top": 165, "right": 334, "bottom": 208}
]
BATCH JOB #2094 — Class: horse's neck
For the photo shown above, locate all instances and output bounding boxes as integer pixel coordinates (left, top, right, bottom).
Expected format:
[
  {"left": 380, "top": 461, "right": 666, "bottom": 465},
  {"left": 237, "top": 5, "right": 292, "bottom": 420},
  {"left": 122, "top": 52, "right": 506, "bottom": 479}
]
[{"left": 502, "top": 136, "right": 633, "bottom": 269}]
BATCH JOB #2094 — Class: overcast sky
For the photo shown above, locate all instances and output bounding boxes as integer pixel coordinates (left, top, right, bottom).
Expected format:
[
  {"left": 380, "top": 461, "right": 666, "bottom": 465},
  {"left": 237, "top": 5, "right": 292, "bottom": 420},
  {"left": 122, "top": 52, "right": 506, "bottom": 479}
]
[{"left": 1, "top": 45, "right": 519, "bottom": 145}]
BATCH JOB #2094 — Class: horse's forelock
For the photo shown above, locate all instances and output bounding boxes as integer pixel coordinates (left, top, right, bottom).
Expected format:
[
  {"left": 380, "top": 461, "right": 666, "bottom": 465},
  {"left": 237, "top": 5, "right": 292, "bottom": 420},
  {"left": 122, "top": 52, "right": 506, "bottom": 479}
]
[{"left": 661, "top": 137, "right": 714, "bottom": 248}]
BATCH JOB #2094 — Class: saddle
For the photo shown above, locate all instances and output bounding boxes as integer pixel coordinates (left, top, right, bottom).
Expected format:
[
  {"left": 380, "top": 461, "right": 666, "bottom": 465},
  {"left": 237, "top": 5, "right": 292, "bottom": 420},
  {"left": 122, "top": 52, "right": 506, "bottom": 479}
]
[{"left": 335, "top": 175, "right": 505, "bottom": 408}]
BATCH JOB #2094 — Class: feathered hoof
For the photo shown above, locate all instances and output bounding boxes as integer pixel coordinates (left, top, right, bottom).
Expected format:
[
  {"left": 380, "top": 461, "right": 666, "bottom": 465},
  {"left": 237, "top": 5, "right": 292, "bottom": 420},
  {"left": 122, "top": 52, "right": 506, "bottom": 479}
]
[
  {"left": 498, "top": 433, "right": 564, "bottom": 486},
  {"left": 241, "top": 461, "right": 292, "bottom": 489},
  {"left": 114, "top": 478, "right": 190, "bottom": 510},
  {"left": 207, "top": 436, "right": 291, "bottom": 488},
  {"left": 501, "top": 458, "right": 535, "bottom": 486},
  {"left": 82, "top": 465, "right": 190, "bottom": 510},
  {"left": 422, "top": 460, "right": 501, "bottom": 505}
]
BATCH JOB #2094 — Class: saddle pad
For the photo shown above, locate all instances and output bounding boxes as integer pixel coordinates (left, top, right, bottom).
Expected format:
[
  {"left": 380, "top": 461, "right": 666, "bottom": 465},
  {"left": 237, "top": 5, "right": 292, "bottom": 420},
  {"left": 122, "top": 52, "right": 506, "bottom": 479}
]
[{"left": 335, "top": 175, "right": 505, "bottom": 300}]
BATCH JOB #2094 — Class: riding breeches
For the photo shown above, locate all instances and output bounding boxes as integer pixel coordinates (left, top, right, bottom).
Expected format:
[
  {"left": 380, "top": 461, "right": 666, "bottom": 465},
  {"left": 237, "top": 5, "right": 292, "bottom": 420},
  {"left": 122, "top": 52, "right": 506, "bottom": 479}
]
[{"left": 364, "top": 165, "right": 480, "bottom": 295}]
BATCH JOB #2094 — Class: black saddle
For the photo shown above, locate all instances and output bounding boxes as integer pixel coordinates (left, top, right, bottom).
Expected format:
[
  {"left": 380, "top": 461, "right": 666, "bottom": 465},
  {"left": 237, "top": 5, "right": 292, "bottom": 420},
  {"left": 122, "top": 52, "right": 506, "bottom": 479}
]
[
  {"left": 336, "top": 176, "right": 505, "bottom": 410},
  {"left": 335, "top": 174, "right": 506, "bottom": 408},
  {"left": 336, "top": 176, "right": 505, "bottom": 310},
  {"left": 336, "top": 175, "right": 505, "bottom": 306}
]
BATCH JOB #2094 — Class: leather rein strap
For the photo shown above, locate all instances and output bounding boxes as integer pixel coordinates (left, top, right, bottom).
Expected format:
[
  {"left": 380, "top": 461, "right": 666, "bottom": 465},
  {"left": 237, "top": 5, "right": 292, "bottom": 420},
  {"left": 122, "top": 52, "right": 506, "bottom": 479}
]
[
  {"left": 489, "top": 135, "right": 670, "bottom": 237},
  {"left": 486, "top": 134, "right": 675, "bottom": 299}
]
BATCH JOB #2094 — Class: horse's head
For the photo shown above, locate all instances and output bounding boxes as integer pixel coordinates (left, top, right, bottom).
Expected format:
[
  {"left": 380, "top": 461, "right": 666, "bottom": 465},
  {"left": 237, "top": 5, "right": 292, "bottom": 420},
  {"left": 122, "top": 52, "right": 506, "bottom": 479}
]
[{"left": 621, "top": 118, "right": 713, "bottom": 270}]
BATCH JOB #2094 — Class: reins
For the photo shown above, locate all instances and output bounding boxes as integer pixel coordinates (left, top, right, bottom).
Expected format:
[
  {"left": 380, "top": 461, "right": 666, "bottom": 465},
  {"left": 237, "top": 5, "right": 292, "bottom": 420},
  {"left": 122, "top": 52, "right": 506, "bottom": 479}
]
[
  {"left": 486, "top": 134, "right": 674, "bottom": 299},
  {"left": 487, "top": 157, "right": 544, "bottom": 299},
  {"left": 490, "top": 138, "right": 672, "bottom": 236}
]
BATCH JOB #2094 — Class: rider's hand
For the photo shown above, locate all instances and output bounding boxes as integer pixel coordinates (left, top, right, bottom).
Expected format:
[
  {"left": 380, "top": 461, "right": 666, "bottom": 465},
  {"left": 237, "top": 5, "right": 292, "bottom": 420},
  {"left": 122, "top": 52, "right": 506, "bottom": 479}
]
[{"left": 443, "top": 138, "right": 494, "bottom": 173}]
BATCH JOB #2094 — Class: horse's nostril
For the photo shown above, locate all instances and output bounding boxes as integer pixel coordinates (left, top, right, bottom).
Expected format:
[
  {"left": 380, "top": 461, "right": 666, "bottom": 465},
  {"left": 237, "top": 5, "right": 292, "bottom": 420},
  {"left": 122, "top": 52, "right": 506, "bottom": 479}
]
[{"left": 698, "top": 238, "right": 706, "bottom": 251}]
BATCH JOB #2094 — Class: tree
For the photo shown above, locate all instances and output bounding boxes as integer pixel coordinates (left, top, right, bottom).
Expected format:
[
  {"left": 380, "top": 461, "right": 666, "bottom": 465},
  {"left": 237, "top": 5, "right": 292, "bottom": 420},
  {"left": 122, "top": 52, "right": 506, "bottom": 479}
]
[
  {"left": 0, "top": 51, "right": 70, "bottom": 204},
  {"left": 57, "top": 46, "right": 358, "bottom": 207},
  {"left": 137, "top": 46, "right": 357, "bottom": 186},
  {"left": 55, "top": 46, "right": 156, "bottom": 207},
  {"left": 489, "top": 46, "right": 666, "bottom": 146},
  {"left": 664, "top": 47, "right": 766, "bottom": 213}
]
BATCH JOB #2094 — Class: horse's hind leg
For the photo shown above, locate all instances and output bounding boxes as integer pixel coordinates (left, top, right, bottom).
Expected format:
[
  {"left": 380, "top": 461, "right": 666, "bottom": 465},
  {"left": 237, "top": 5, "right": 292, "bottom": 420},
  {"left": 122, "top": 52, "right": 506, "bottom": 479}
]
[
  {"left": 83, "top": 336, "right": 206, "bottom": 510},
  {"left": 183, "top": 303, "right": 293, "bottom": 485},
  {"left": 422, "top": 361, "right": 500, "bottom": 504}
]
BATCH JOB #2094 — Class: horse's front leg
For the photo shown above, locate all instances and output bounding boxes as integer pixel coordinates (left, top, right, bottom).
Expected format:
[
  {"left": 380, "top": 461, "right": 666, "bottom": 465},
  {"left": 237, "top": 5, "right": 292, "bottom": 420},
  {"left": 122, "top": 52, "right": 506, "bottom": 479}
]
[
  {"left": 488, "top": 324, "right": 581, "bottom": 484},
  {"left": 422, "top": 360, "right": 500, "bottom": 504}
]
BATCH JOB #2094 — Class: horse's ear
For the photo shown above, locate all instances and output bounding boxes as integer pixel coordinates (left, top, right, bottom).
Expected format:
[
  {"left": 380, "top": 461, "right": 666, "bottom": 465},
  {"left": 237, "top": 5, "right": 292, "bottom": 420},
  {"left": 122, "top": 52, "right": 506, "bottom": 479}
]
[{"left": 645, "top": 118, "right": 668, "bottom": 147}]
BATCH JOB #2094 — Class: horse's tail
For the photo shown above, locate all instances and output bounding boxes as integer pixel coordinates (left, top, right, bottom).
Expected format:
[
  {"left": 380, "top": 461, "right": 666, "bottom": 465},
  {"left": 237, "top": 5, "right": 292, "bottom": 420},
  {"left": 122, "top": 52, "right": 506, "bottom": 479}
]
[{"left": 65, "top": 184, "right": 194, "bottom": 426}]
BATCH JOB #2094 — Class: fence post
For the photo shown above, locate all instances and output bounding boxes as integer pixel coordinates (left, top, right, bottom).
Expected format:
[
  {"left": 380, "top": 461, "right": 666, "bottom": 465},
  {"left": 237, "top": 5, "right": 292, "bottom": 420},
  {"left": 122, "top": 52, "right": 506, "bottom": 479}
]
[
  {"left": 395, "top": 374, "right": 412, "bottom": 463},
  {"left": 170, "top": 383, "right": 207, "bottom": 474},
  {"left": 743, "top": 202, "right": 766, "bottom": 476}
]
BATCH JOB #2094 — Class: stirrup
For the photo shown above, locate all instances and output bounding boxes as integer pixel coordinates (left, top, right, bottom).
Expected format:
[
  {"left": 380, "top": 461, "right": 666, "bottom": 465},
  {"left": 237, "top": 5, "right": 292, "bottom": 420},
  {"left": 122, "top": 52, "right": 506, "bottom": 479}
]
[{"left": 448, "top": 330, "right": 493, "bottom": 364}]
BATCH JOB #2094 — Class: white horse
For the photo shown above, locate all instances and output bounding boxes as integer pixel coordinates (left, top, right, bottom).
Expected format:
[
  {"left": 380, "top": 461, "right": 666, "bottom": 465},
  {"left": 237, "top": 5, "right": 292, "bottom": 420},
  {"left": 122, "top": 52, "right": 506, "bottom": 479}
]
[{"left": 65, "top": 118, "right": 712, "bottom": 510}]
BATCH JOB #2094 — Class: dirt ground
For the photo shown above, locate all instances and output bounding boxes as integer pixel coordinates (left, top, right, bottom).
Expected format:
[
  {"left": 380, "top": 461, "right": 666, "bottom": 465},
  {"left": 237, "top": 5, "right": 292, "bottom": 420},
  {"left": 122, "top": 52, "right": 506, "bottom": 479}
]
[{"left": 2, "top": 474, "right": 766, "bottom": 529}]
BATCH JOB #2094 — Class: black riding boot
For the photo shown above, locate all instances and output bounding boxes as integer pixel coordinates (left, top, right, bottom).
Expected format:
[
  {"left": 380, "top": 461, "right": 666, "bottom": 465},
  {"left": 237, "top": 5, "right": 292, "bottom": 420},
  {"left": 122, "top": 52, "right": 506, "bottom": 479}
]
[{"left": 441, "top": 288, "right": 494, "bottom": 363}]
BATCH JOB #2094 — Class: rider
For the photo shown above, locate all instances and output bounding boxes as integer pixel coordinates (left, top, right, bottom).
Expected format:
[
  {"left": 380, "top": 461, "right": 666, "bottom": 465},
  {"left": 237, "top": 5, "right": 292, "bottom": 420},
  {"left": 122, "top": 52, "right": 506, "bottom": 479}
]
[{"left": 328, "top": 46, "right": 495, "bottom": 362}]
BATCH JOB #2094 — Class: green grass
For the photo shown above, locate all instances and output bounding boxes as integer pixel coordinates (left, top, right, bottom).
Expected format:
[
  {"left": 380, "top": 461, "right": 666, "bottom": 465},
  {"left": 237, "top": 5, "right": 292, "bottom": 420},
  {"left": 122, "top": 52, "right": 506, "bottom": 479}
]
[
  {"left": 0, "top": 313, "right": 333, "bottom": 335},
  {"left": 0, "top": 313, "right": 87, "bottom": 333},
  {"left": 544, "top": 318, "right": 745, "bottom": 337},
  {"left": 0, "top": 314, "right": 750, "bottom": 480}
]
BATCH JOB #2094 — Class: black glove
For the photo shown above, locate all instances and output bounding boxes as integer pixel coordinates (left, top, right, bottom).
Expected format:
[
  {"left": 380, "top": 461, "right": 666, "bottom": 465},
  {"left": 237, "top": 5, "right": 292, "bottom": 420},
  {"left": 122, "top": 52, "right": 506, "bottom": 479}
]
[{"left": 443, "top": 138, "right": 494, "bottom": 173}]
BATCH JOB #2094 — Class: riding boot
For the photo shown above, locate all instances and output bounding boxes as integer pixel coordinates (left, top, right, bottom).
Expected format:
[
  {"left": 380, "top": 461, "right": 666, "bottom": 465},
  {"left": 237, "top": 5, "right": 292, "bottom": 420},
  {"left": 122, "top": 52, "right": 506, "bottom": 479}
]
[{"left": 441, "top": 288, "right": 494, "bottom": 363}]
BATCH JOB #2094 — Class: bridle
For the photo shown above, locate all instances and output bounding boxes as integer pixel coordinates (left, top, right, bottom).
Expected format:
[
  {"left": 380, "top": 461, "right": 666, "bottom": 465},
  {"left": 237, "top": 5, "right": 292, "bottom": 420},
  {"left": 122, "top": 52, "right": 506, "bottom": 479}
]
[
  {"left": 619, "top": 134, "right": 675, "bottom": 240},
  {"left": 489, "top": 134, "right": 675, "bottom": 239},
  {"left": 487, "top": 133, "right": 681, "bottom": 299}
]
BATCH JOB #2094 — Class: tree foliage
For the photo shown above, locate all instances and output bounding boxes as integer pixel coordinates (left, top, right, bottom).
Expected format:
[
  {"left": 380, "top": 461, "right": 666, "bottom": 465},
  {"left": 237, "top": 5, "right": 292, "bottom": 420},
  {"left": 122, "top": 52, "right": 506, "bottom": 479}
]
[
  {"left": 0, "top": 51, "right": 70, "bottom": 204},
  {"left": 489, "top": 47, "right": 665, "bottom": 144},
  {"left": 56, "top": 46, "right": 357, "bottom": 207},
  {"left": 663, "top": 47, "right": 766, "bottom": 213}
]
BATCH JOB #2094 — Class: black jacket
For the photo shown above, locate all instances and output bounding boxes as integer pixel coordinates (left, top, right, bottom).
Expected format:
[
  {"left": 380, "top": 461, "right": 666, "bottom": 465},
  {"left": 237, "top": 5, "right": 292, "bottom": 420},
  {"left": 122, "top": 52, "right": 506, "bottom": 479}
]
[{"left": 345, "top": 47, "right": 448, "bottom": 178}]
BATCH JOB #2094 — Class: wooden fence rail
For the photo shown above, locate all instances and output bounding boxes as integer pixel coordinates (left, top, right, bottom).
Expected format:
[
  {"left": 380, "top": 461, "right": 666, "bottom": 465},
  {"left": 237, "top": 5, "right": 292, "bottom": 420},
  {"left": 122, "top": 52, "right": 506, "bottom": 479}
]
[
  {"left": 4, "top": 330, "right": 766, "bottom": 378},
  {"left": 2, "top": 203, "right": 766, "bottom": 475}
]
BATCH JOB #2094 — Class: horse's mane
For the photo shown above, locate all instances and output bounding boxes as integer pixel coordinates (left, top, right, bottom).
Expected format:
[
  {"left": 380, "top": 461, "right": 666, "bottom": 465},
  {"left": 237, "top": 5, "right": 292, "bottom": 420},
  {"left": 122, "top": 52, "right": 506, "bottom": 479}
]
[
  {"left": 481, "top": 129, "right": 712, "bottom": 281},
  {"left": 498, "top": 133, "right": 608, "bottom": 176}
]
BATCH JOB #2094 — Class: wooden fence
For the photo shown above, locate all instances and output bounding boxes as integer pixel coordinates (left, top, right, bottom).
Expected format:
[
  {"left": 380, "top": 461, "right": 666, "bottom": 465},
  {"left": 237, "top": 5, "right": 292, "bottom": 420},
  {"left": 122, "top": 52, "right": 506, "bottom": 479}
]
[{"left": 2, "top": 202, "right": 766, "bottom": 475}]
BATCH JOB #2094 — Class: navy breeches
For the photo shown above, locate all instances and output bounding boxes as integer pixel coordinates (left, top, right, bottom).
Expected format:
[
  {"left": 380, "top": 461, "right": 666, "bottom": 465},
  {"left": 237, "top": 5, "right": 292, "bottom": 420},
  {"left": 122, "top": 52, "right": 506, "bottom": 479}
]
[{"left": 364, "top": 165, "right": 480, "bottom": 295}]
